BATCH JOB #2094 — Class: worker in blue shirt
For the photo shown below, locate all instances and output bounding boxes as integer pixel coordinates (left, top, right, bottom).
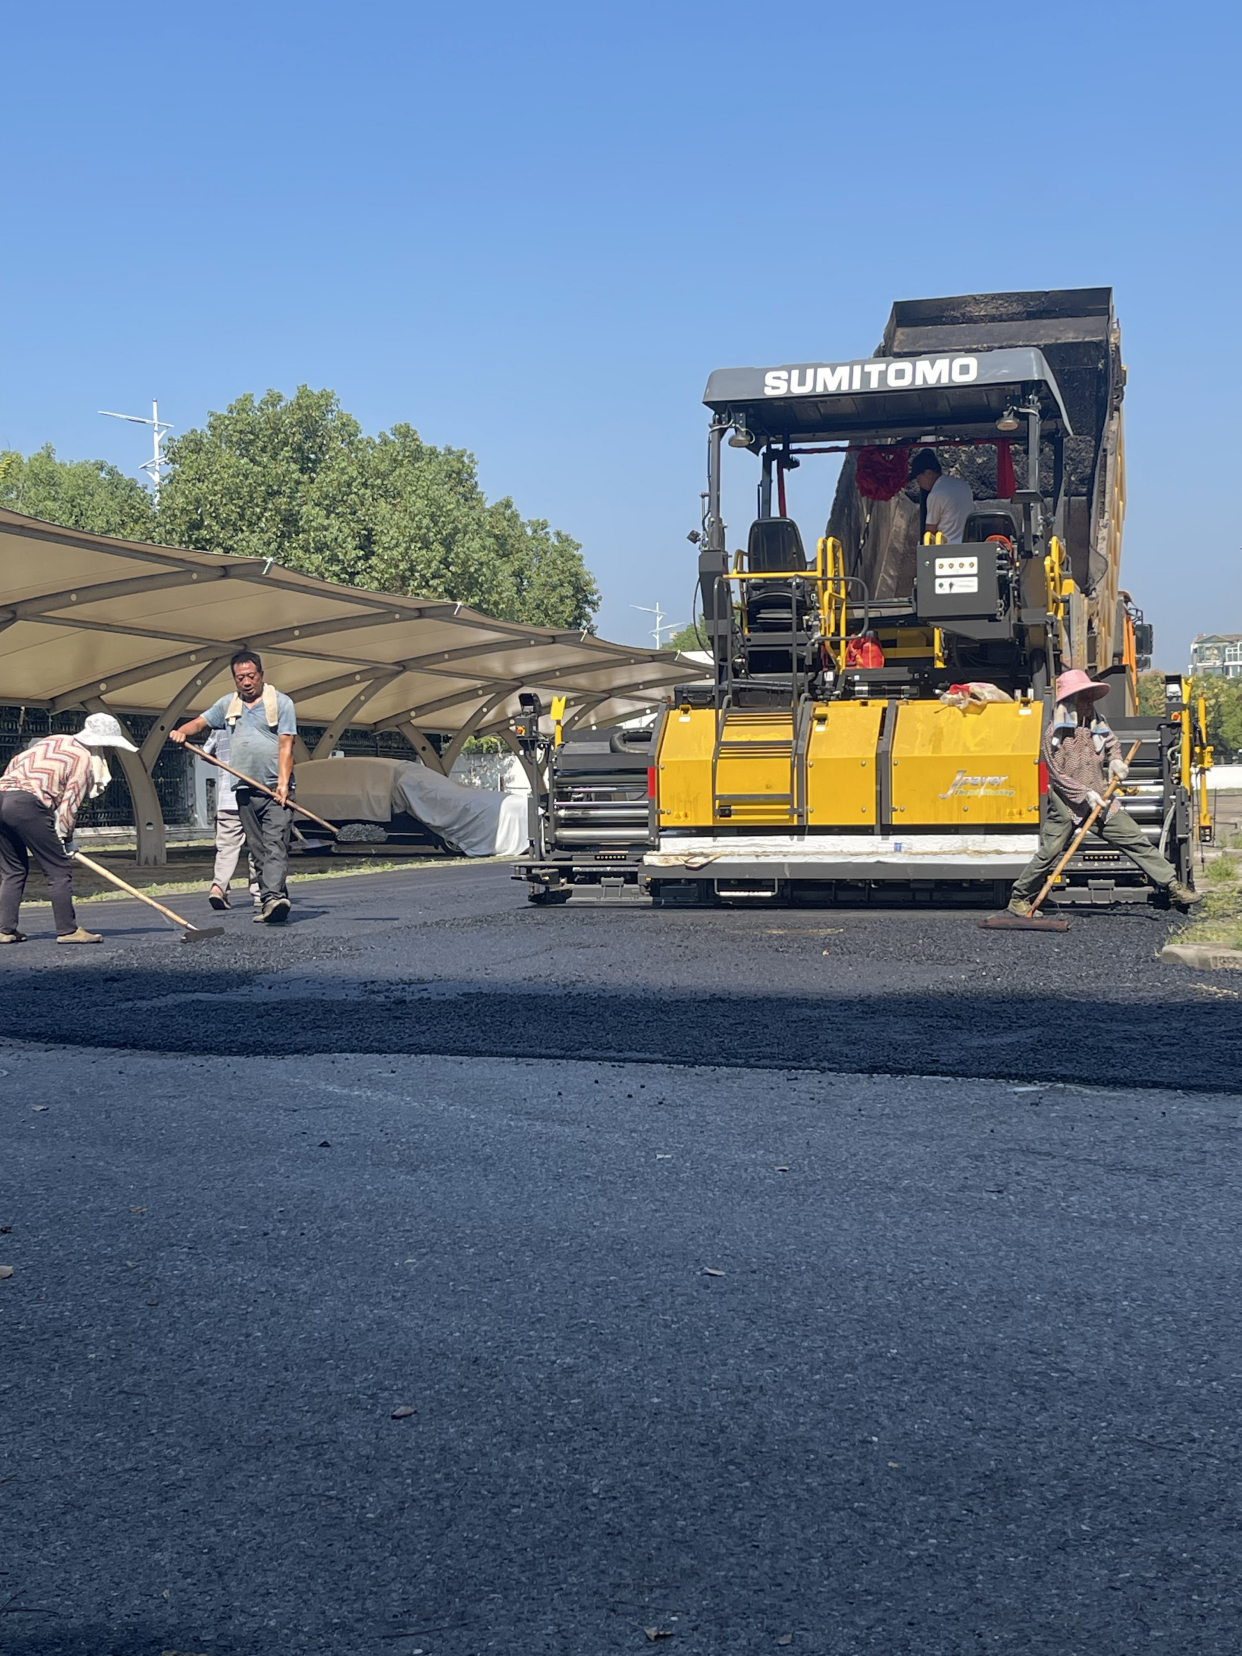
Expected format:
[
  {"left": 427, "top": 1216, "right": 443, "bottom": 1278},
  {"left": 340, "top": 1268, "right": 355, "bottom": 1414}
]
[{"left": 171, "top": 650, "right": 297, "bottom": 924}]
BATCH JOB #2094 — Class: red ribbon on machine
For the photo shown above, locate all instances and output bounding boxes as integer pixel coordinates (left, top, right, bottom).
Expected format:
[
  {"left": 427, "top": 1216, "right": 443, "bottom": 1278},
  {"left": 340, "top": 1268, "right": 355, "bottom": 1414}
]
[{"left": 854, "top": 446, "right": 910, "bottom": 501}]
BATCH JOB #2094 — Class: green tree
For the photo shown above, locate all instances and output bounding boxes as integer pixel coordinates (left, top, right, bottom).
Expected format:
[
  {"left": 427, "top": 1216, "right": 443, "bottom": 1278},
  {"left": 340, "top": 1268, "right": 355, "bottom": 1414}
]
[
  {"left": 156, "top": 387, "right": 598, "bottom": 629},
  {"left": 1194, "top": 676, "right": 1242, "bottom": 760},
  {"left": 0, "top": 444, "right": 155, "bottom": 539},
  {"left": 664, "top": 618, "right": 707, "bottom": 653},
  {"left": 1136, "top": 670, "right": 1166, "bottom": 717}
]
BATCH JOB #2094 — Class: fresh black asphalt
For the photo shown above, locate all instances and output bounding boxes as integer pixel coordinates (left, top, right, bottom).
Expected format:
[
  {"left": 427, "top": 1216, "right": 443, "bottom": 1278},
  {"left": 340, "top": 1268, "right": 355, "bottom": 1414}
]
[
  {"left": 2, "top": 864, "right": 1240, "bottom": 1655},
  {"left": 0, "top": 862, "right": 1238, "bottom": 1090}
]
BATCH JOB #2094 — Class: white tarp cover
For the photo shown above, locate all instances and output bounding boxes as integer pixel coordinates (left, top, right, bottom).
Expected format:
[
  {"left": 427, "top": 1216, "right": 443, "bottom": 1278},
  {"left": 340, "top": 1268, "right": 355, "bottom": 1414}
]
[
  {"left": 294, "top": 757, "right": 400, "bottom": 822},
  {"left": 295, "top": 757, "right": 528, "bottom": 857}
]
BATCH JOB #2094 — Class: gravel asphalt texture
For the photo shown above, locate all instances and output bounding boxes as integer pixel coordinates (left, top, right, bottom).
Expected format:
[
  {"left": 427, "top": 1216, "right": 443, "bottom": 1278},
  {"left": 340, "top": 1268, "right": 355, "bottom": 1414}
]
[
  {"left": 3, "top": 864, "right": 1241, "bottom": 1655},
  {"left": 0, "top": 862, "right": 1238, "bottom": 1089}
]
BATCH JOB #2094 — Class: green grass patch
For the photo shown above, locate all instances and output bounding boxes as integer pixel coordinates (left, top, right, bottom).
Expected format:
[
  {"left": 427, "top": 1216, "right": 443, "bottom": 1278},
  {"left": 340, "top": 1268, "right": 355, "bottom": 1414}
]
[
  {"left": 1177, "top": 860, "right": 1242, "bottom": 951},
  {"left": 1202, "top": 854, "right": 1240, "bottom": 885}
]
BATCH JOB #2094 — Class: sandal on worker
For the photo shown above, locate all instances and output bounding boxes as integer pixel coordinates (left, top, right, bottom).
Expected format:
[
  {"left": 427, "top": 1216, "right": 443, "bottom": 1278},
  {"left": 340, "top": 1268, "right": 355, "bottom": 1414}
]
[
  {"left": 0, "top": 930, "right": 27, "bottom": 944},
  {"left": 56, "top": 927, "right": 103, "bottom": 945},
  {"left": 208, "top": 885, "right": 230, "bottom": 911}
]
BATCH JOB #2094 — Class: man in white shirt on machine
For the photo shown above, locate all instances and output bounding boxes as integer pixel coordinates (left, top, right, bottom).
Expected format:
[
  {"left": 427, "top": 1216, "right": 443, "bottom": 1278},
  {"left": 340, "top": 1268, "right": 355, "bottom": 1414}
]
[{"left": 910, "top": 448, "right": 974, "bottom": 544}]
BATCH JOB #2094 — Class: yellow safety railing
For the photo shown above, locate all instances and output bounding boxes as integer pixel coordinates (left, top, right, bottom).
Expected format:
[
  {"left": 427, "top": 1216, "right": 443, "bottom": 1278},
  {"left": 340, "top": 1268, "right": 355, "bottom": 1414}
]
[
  {"left": 817, "top": 536, "right": 848, "bottom": 660},
  {"left": 725, "top": 537, "right": 850, "bottom": 665},
  {"left": 1043, "top": 534, "right": 1067, "bottom": 618},
  {"left": 1190, "top": 684, "right": 1214, "bottom": 841},
  {"left": 1042, "top": 535, "right": 1078, "bottom": 667}
]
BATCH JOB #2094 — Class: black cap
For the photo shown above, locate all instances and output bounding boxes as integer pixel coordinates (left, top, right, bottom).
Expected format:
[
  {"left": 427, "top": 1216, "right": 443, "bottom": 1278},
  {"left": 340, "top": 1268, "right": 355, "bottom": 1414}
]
[{"left": 909, "top": 448, "right": 941, "bottom": 478}]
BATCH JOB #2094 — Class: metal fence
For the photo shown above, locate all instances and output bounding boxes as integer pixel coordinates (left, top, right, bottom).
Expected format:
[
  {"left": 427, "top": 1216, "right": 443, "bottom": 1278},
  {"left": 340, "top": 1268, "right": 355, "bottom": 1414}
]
[
  {"left": 1, "top": 707, "right": 424, "bottom": 829},
  {"left": 0, "top": 706, "right": 195, "bottom": 827},
  {"left": 296, "top": 724, "right": 422, "bottom": 763}
]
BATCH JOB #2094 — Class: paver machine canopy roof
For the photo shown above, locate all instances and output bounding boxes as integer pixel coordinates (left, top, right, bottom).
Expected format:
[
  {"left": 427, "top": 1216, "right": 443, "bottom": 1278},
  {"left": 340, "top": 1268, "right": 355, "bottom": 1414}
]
[
  {"left": 703, "top": 343, "right": 1072, "bottom": 445},
  {"left": 694, "top": 287, "right": 1126, "bottom": 691}
]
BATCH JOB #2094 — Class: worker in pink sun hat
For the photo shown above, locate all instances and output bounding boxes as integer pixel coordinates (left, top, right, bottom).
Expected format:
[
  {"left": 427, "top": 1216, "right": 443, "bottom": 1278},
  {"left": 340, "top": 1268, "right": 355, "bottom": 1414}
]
[{"left": 1006, "top": 668, "right": 1203, "bottom": 918}]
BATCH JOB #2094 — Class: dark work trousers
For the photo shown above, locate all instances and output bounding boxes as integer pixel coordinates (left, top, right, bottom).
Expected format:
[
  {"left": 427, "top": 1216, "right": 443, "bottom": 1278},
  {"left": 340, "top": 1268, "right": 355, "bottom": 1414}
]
[
  {"left": 1010, "top": 788, "right": 1176, "bottom": 900},
  {"left": 235, "top": 787, "right": 293, "bottom": 904},
  {"left": 0, "top": 790, "right": 77, "bottom": 935}
]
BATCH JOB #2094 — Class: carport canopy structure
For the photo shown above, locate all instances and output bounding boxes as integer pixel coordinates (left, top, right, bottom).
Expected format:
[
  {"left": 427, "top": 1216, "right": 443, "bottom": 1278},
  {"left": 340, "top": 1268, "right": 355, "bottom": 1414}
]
[{"left": 0, "top": 509, "right": 704, "bottom": 863}]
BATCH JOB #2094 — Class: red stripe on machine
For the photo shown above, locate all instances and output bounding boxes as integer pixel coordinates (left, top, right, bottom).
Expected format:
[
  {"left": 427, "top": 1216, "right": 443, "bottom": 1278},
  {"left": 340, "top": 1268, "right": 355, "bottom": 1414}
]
[
  {"left": 647, "top": 766, "right": 656, "bottom": 798},
  {"left": 1038, "top": 761, "right": 1048, "bottom": 795}
]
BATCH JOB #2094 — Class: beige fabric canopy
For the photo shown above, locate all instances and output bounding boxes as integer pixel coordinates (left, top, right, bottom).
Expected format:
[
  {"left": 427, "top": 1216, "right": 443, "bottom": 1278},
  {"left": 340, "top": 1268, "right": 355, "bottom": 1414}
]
[{"left": 0, "top": 509, "right": 702, "bottom": 862}]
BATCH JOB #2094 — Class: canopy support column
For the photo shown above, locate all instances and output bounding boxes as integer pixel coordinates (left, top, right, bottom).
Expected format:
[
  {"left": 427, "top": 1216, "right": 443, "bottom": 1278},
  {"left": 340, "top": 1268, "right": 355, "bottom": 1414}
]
[
  {"left": 397, "top": 722, "right": 448, "bottom": 775},
  {"left": 496, "top": 725, "right": 541, "bottom": 794},
  {"left": 138, "top": 653, "right": 233, "bottom": 770},
  {"left": 312, "top": 680, "right": 388, "bottom": 759},
  {"left": 561, "top": 694, "right": 608, "bottom": 733},
  {"left": 438, "top": 691, "right": 512, "bottom": 775},
  {"left": 84, "top": 698, "right": 167, "bottom": 865}
]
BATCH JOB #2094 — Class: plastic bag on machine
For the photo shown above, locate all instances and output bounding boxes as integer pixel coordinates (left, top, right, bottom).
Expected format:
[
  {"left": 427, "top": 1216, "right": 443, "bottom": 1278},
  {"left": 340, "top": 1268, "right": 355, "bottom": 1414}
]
[{"left": 938, "top": 682, "right": 1013, "bottom": 710}]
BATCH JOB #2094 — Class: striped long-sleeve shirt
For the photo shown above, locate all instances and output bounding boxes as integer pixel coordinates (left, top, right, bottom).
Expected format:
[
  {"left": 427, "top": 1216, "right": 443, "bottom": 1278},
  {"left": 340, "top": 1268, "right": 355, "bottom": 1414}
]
[
  {"left": 0, "top": 735, "right": 94, "bottom": 840},
  {"left": 1042, "top": 709, "right": 1120, "bottom": 815}
]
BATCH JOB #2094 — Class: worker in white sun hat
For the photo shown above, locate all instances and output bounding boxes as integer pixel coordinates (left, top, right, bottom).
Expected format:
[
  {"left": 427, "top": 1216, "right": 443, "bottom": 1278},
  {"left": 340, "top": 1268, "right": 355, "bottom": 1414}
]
[{"left": 0, "top": 711, "right": 138, "bottom": 944}]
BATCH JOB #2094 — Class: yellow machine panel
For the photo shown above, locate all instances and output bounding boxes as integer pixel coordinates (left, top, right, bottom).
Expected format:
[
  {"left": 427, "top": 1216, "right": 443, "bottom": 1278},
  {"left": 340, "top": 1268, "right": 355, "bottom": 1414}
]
[
  {"left": 655, "top": 707, "right": 716, "bottom": 827},
  {"left": 890, "top": 700, "right": 1041, "bottom": 826},
  {"left": 714, "top": 710, "right": 798, "bottom": 826},
  {"left": 656, "top": 707, "right": 801, "bottom": 828},
  {"left": 805, "top": 700, "right": 883, "bottom": 825}
]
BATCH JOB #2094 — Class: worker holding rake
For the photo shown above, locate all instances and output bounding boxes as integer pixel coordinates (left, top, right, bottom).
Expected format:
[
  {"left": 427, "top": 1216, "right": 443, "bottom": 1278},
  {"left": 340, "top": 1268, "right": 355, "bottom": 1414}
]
[
  {"left": 1006, "top": 669, "right": 1202, "bottom": 918},
  {"left": 171, "top": 650, "right": 297, "bottom": 925},
  {"left": 0, "top": 712, "right": 140, "bottom": 944}
]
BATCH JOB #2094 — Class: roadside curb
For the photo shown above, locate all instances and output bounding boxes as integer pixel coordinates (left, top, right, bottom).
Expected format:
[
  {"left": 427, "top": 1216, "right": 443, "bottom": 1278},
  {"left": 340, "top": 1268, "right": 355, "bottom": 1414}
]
[{"left": 1161, "top": 943, "right": 1242, "bottom": 972}]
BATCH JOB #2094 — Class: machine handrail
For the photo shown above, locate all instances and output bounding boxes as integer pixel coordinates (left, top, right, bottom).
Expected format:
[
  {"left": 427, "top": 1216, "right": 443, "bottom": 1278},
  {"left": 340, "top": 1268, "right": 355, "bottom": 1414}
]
[{"left": 722, "top": 536, "right": 869, "bottom": 676}]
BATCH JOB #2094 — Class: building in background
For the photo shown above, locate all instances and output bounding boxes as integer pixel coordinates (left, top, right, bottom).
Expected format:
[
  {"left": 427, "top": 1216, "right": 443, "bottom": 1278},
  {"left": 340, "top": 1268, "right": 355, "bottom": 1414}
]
[{"left": 1189, "top": 634, "right": 1242, "bottom": 679}]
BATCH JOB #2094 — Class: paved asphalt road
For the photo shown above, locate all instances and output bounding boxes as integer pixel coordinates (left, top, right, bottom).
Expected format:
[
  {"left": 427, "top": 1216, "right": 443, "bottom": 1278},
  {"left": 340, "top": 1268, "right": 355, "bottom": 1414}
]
[
  {"left": 3, "top": 864, "right": 1241, "bottom": 1655},
  {"left": 0, "top": 861, "right": 1239, "bottom": 1088}
]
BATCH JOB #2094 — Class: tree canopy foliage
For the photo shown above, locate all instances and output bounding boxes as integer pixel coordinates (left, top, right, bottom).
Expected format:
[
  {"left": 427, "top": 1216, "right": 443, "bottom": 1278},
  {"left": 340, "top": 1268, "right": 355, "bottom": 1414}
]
[
  {"left": 1136, "top": 671, "right": 1165, "bottom": 717},
  {"left": 159, "top": 387, "right": 598, "bottom": 628},
  {"left": 663, "top": 619, "right": 707, "bottom": 654},
  {"left": 2, "top": 387, "right": 599, "bottom": 630},
  {"left": 1196, "top": 676, "right": 1242, "bottom": 759},
  {"left": 0, "top": 444, "right": 156, "bottom": 540}
]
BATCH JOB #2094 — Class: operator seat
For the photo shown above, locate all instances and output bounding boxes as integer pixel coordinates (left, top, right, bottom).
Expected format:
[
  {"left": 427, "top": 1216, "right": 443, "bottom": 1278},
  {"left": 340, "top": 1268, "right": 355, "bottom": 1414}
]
[
  {"left": 747, "top": 517, "right": 809, "bottom": 573},
  {"left": 745, "top": 517, "right": 811, "bottom": 628},
  {"left": 744, "top": 517, "right": 815, "bottom": 675},
  {"left": 964, "top": 511, "right": 1018, "bottom": 544}
]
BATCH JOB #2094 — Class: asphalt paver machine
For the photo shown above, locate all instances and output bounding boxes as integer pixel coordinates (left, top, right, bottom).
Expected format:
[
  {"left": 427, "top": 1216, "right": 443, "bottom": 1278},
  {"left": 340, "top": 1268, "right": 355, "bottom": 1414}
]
[{"left": 517, "top": 289, "right": 1212, "bottom": 907}]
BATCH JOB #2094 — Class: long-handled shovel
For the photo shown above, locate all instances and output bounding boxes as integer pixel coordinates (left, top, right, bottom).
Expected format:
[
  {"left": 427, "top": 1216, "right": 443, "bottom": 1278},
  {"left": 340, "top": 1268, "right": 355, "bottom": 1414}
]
[
  {"left": 70, "top": 850, "right": 224, "bottom": 942},
  {"left": 183, "top": 744, "right": 380, "bottom": 841},
  {"left": 980, "top": 739, "right": 1143, "bottom": 932}
]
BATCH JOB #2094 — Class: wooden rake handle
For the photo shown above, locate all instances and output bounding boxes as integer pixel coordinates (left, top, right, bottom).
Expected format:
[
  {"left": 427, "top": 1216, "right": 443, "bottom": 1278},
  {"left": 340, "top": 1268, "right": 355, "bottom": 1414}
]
[
  {"left": 70, "top": 849, "right": 199, "bottom": 931},
  {"left": 1031, "top": 739, "right": 1143, "bottom": 914},
  {"left": 183, "top": 742, "right": 340, "bottom": 836}
]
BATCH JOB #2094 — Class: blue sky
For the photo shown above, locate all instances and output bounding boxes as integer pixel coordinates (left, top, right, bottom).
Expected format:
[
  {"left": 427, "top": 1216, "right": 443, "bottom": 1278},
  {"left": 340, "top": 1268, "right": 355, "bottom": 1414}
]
[{"left": 3, "top": 1, "right": 1239, "bottom": 665}]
